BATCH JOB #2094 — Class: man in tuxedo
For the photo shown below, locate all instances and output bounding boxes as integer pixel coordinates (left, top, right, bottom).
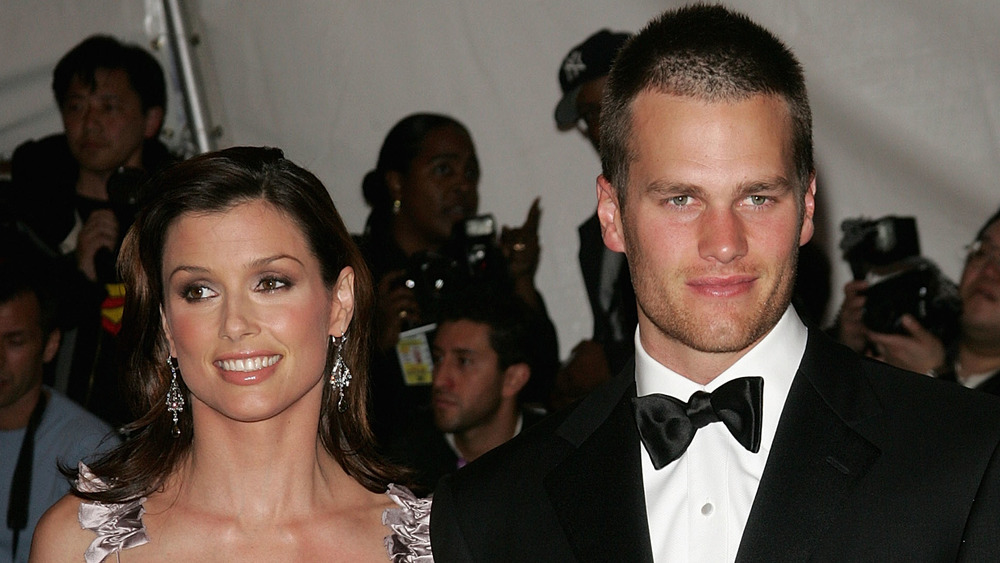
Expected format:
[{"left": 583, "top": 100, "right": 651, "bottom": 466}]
[{"left": 431, "top": 5, "right": 1000, "bottom": 561}]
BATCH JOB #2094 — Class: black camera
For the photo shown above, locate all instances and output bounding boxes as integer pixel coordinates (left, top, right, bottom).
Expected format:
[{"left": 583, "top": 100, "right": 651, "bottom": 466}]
[
  {"left": 401, "top": 214, "right": 507, "bottom": 327},
  {"left": 839, "top": 215, "right": 961, "bottom": 342},
  {"left": 94, "top": 167, "right": 150, "bottom": 283}
]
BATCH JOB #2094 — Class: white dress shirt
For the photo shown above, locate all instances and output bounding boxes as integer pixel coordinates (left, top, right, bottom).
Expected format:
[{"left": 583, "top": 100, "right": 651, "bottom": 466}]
[{"left": 635, "top": 307, "right": 807, "bottom": 563}]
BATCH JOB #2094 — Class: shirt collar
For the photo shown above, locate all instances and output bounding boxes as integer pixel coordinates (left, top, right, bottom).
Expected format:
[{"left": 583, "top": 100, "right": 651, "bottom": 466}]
[{"left": 634, "top": 306, "right": 807, "bottom": 454}]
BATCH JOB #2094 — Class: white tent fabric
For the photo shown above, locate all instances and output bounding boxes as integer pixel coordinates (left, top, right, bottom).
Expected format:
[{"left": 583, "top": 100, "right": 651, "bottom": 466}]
[{"left": 3, "top": 1, "right": 998, "bottom": 358}]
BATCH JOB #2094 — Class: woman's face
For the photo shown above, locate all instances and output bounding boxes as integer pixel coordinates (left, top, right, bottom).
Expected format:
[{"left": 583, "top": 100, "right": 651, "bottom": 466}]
[
  {"left": 390, "top": 124, "right": 480, "bottom": 249},
  {"left": 160, "top": 199, "right": 354, "bottom": 423}
]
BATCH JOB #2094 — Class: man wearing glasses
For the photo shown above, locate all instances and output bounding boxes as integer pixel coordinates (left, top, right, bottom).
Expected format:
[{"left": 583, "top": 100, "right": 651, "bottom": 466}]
[{"left": 837, "top": 208, "right": 1000, "bottom": 394}]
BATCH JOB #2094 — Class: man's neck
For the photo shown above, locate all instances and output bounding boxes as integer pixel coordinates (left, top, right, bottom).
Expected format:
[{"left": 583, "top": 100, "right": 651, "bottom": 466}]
[
  {"left": 957, "top": 340, "right": 1000, "bottom": 378},
  {"left": 0, "top": 385, "right": 44, "bottom": 431},
  {"left": 75, "top": 168, "right": 115, "bottom": 200},
  {"left": 452, "top": 406, "right": 520, "bottom": 463},
  {"left": 639, "top": 332, "right": 760, "bottom": 385}
]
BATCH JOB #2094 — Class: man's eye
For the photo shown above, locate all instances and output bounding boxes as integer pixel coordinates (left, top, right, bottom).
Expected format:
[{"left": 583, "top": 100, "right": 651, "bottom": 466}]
[
  {"left": 668, "top": 195, "right": 692, "bottom": 206},
  {"left": 747, "top": 195, "right": 770, "bottom": 206}
]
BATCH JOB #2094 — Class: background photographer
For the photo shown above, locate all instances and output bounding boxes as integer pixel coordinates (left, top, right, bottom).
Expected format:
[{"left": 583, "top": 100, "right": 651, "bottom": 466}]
[
  {"left": 3, "top": 35, "right": 176, "bottom": 425},
  {"left": 357, "top": 113, "right": 558, "bottom": 444},
  {"left": 835, "top": 208, "right": 1000, "bottom": 394}
]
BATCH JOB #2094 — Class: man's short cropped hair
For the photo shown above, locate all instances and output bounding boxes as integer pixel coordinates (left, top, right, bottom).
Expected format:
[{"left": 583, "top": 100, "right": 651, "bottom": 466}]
[
  {"left": 0, "top": 238, "right": 59, "bottom": 338},
  {"left": 437, "top": 285, "right": 531, "bottom": 372},
  {"left": 52, "top": 34, "right": 167, "bottom": 114},
  {"left": 600, "top": 4, "right": 813, "bottom": 203}
]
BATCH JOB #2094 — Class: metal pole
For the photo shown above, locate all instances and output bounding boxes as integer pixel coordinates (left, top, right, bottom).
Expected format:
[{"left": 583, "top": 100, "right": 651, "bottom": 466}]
[{"left": 162, "top": 0, "right": 213, "bottom": 154}]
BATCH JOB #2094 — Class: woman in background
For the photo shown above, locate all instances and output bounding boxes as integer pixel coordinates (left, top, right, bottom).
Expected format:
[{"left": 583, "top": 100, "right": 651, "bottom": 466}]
[
  {"left": 31, "top": 147, "right": 430, "bottom": 562},
  {"left": 357, "top": 113, "right": 558, "bottom": 442}
]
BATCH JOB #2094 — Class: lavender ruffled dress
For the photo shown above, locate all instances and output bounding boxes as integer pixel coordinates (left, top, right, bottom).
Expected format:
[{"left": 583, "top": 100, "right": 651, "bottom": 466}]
[{"left": 75, "top": 463, "right": 432, "bottom": 562}]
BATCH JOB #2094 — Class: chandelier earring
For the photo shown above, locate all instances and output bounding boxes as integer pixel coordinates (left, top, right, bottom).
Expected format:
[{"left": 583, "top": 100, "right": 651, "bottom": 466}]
[
  {"left": 392, "top": 199, "right": 402, "bottom": 215},
  {"left": 166, "top": 357, "right": 185, "bottom": 438},
  {"left": 330, "top": 333, "right": 353, "bottom": 413}
]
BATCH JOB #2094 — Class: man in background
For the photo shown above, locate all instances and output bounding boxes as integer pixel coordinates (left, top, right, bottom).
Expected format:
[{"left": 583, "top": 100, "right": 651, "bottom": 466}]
[
  {"left": 552, "top": 29, "right": 637, "bottom": 409},
  {"left": 836, "top": 206, "right": 1000, "bottom": 393},
  {"left": 5, "top": 35, "right": 176, "bottom": 425},
  {"left": 0, "top": 240, "right": 119, "bottom": 562},
  {"left": 387, "top": 289, "right": 542, "bottom": 492}
]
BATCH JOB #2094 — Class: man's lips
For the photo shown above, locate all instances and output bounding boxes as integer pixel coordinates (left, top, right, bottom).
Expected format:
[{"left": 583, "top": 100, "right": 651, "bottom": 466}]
[
  {"left": 687, "top": 275, "right": 757, "bottom": 297},
  {"left": 432, "top": 393, "right": 458, "bottom": 409}
]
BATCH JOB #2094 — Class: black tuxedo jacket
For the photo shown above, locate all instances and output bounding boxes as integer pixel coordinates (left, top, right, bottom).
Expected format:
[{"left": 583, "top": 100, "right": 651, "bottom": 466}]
[
  {"left": 431, "top": 329, "right": 1000, "bottom": 561},
  {"left": 386, "top": 407, "right": 547, "bottom": 493}
]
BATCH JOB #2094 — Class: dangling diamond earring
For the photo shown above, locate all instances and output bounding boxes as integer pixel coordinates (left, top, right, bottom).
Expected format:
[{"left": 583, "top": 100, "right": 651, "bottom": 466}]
[
  {"left": 330, "top": 333, "right": 352, "bottom": 413},
  {"left": 166, "top": 357, "right": 185, "bottom": 437}
]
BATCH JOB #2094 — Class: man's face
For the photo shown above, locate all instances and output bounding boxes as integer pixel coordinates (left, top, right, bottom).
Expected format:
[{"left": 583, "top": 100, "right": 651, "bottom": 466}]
[
  {"left": 0, "top": 292, "right": 59, "bottom": 411},
  {"left": 576, "top": 75, "right": 608, "bottom": 152},
  {"left": 61, "top": 67, "right": 161, "bottom": 181},
  {"left": 597, "top": 92, "right": 814, "bottom": 378},
  {"left": 431, "top": 320, "right": 506, "bottom": 434},
  {"left": 959, "top": 220, "right": 1000, "bottom": 343}
]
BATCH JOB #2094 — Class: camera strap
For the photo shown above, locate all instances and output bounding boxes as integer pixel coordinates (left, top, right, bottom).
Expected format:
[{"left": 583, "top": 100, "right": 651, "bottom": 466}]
[{"left": 6, "top": 390, "right": 48, "bottom": 560}]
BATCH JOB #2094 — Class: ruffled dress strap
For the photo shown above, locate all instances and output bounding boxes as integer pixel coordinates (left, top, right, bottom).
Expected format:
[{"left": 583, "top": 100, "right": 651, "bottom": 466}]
[
  {"left": 76, "top": 462, "right": 150, "bottom": 563},
  {"left": 382, "top": 484, "right": 433, "bottom": 562}
]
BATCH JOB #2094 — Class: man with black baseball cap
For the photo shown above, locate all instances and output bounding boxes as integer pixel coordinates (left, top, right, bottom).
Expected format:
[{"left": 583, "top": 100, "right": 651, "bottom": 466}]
[{"left": 551, "top": 29, "right": 637, "bottom": 409}]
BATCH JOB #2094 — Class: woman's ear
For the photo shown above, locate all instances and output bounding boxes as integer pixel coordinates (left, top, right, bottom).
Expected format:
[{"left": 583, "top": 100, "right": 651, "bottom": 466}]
[
  {"left": 161, "top": 305, "right": 177, "bottom": 357},
  {"left": 386, "top": 171, "right": 403, "bottom": 204},
  {"left": 329, "top": 266, "right": 356, "bottom": 337}
]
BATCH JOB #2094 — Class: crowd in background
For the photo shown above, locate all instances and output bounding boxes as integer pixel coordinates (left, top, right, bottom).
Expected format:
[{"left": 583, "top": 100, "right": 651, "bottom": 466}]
[{"left": 3, "top": 13, "right": 1000, "bottom": 561}]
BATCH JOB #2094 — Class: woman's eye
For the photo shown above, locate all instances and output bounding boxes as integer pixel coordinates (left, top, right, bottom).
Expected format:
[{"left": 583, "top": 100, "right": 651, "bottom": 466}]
[
  {"left": 258, "top": 277, "right": 289, "bottom": 292},
  {"left": 182, "top": 285, "right": 216, "bottom": 301},
  {"left": 433, "top": 163, "right": 453, "bottom": 176}
]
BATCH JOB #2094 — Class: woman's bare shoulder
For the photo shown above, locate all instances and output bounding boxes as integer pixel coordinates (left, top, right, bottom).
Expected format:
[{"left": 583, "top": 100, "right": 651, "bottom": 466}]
[{"left": 30, "top": 494, "right": 93, "bottom": 562}]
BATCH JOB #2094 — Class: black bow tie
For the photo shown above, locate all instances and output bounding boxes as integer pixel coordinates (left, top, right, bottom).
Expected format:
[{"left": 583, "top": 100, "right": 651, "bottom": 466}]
[{"left": 631, "top": 376, "right": 764, "bottom": 470}]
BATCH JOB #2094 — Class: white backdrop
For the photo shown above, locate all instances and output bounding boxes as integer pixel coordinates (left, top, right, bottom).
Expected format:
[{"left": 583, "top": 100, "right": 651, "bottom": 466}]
[{"left": 3, "top": 1, "right": 999, "bottom": 358}]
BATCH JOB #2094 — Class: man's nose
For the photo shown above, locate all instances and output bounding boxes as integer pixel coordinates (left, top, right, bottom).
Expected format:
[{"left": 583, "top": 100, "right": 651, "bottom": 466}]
[
  {"left": 432, "top": 361, "right": 456, "bottom": 389},
  {"left": 698, "top": 208, "right": 748, "bottom": 264}
]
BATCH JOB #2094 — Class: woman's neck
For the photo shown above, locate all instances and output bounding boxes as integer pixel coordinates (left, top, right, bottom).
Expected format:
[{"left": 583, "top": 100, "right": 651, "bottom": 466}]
[{"left": 170, "top": 393, "right": 358, "bottom": 520}]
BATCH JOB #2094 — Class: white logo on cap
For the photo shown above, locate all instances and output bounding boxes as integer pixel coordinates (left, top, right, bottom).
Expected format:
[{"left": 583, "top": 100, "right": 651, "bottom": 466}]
[{"left": 563, "top": 50, "right": 587, "bottom": 82}]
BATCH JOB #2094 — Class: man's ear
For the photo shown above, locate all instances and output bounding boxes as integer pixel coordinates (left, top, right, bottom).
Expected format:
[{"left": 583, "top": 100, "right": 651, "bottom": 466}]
[
  {"left": 799, "top": 174, "right": 817, "bottom": 247},
  {"left": 597, "top": 174, "right": 626, "bottom": 253},
  {"left": 143, "top": 106, "right": 165, "bottom": 139},
  {"left": 41, "top": 328, "right": 61, "bottom": 364},
  {"left": 501, "top": 362, "right": 530, "bottom": 399},
  {"left": 328, "top": 266, "right": 356, "bottom": 337}
]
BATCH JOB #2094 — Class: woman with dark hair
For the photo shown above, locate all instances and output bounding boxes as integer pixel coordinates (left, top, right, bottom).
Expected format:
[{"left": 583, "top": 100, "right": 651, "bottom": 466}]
[
  {"left": 30, "top": 147, "right": 430, "bottom": 562},
  {"left": 357, "top": 114, "right": 558, "bottom": 441}
]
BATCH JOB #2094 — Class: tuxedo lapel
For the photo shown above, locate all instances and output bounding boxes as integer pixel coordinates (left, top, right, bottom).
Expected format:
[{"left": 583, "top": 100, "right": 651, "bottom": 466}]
[
  {"left": 545, "top": 362, "right": 655, "bottom": 562},
  {"left": 736, "top": 332, "right": 882, "bottom": 562}
]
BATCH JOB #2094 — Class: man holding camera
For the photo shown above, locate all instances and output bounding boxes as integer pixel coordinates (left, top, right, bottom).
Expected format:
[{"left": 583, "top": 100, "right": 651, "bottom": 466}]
[
  {"left": 836, "top": 208, "right": 1000, "bottom": 394},
  {"left": 5, "top": 35, "right": 175, "bottom": 425}
]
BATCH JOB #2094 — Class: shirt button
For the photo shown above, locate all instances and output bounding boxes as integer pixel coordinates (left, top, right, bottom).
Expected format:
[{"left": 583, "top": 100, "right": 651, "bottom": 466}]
[{"left": 701, "top": 502, "right": 714, "bottom": 516}]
